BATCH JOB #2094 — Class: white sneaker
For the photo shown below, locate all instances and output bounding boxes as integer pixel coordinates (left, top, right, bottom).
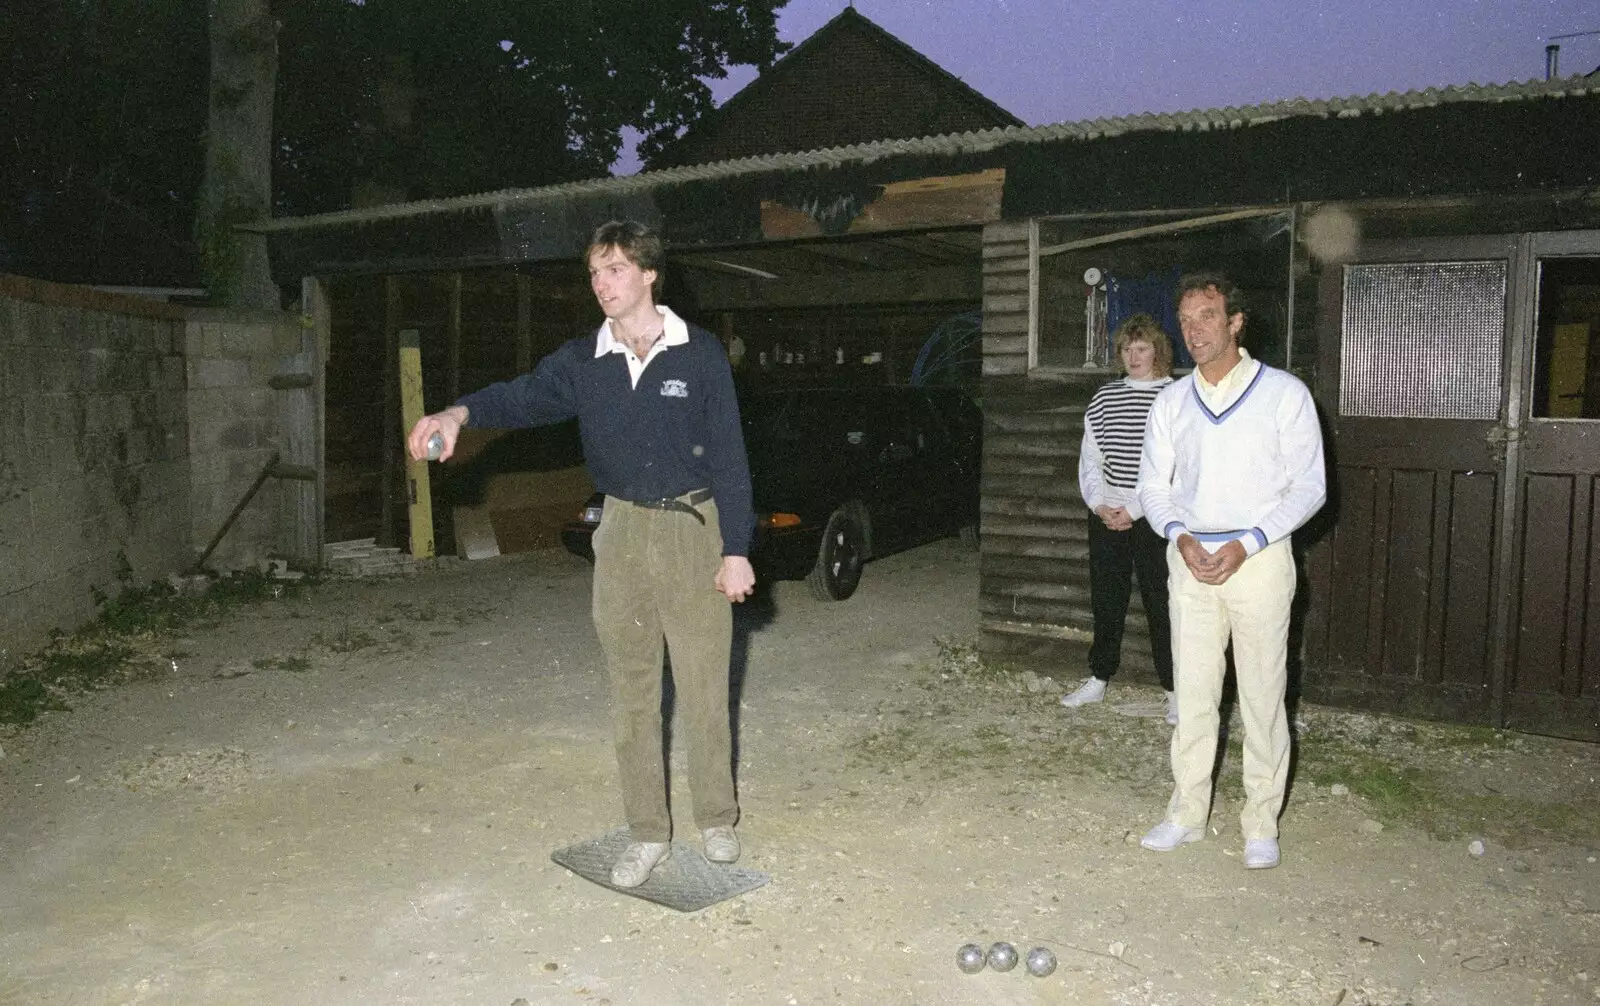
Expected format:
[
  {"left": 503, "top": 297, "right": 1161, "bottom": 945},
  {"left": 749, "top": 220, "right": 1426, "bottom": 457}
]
[
  {"left": 1244, "top": 837, "right": 1281, "bottom": 870},
  {"left": 702, "top": 826, "right": 740, "bottom": 863},
  {"left": 1165, "top": 690, "right": 1179, "bottom": 726},
  {"left": 610, "top": 841, "right": 671, "bottom": 888},
  {"left": 1140, "top": 820, "right": 1203, "bottom": 852},
  {"left": 1059, "top": 677, "right": 1107, "bottom": 708}
]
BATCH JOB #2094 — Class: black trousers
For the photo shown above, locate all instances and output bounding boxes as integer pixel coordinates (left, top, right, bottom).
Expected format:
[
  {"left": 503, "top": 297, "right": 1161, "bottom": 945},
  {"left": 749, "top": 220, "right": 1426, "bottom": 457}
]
[{"left": 1086, "top": 515, "right": 1174, "bottom": 690}]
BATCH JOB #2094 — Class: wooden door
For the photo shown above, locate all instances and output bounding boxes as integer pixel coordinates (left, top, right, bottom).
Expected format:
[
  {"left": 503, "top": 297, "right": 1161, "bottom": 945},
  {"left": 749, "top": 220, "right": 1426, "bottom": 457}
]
[
  {"left": 1504, "top": 230, "right": 1600, "bottom": 740},
  {"left": 1303, "top": 236, "right": 1522, "bottom": 724}
]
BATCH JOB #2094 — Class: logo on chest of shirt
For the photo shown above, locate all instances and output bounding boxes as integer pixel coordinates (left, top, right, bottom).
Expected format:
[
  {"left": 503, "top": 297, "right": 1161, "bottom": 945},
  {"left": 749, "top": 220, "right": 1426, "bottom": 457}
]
[{"left": 660, "top": 379, "right": 689, "bottom": 398}]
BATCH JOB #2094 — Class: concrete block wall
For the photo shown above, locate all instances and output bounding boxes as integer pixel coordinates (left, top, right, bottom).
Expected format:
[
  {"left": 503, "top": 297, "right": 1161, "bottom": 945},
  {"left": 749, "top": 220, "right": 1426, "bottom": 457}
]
[
  {"left": 0, "top": 280, "right": 301, "bottom": 666},
  {"left": 182, "top": 310, "right": 299, "bottom": 573},
  {"left": 0, "top": 278, "right": 192, "bottom": 664}
]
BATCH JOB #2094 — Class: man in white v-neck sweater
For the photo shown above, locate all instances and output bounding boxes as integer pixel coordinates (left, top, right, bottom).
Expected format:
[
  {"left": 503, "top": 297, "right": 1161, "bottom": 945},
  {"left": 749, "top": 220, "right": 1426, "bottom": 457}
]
[{"left": 1135, "top": 273, "right": 1326, "bottom": 871}]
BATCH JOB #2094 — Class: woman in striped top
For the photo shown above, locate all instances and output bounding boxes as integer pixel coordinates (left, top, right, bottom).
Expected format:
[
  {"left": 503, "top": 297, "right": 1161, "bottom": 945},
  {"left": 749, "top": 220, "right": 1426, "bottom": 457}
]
[{"left": 1061, "top": 314, "right": 1178, "bottom": 724}]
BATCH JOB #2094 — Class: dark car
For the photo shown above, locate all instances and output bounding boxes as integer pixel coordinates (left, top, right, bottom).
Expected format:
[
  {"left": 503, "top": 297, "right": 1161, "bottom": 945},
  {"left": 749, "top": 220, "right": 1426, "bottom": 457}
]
[{"left": 561, "top": 385, "right": 981, "bottom": 600}]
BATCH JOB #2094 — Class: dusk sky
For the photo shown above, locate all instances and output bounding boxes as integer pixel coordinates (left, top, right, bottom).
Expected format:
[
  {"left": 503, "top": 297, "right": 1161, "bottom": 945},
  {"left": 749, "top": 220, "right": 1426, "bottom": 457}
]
[{"left": 617, "top": 0, "right": 1598, "bottom": 173}]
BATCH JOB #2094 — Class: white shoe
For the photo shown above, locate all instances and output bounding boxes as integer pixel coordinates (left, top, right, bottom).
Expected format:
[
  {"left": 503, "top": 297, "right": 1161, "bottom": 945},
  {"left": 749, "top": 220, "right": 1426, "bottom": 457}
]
[
  {"left": 610, "top": 841, "right": 671, "bottom": 888},
  {"left": 1059, "top": 677, "right": 1107, "bottom": 708},
  {"left": 1140, "top": 820, "right": 1203, "bottom": 852},
  {"left": 1244, "top": 837, "right": 1281, "bottom": 870},
  {"left": 1165, "top": 690, "right": 1179, "bottom": 726},
  {"left": 702, "top": 826, "right": 740, "bottom": 863}
]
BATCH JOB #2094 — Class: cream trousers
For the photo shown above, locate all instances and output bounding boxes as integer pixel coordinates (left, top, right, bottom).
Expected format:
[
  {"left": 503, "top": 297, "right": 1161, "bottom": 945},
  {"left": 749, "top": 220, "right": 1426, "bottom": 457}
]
[{"left": 1164, "top": 538, "right": 1296, "bottom": 840}]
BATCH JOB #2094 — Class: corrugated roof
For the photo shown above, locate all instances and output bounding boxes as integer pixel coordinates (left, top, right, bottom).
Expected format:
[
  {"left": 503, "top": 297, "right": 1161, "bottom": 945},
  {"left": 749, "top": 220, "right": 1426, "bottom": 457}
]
[{"left": 251, "top": 75, "right": 1596, "bottom": 234}]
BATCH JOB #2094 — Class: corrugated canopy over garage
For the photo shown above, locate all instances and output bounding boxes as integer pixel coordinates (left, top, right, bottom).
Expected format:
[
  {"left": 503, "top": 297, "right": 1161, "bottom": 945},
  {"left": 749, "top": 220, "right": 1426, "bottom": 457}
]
[
  {"left": 253, "top": 75, "right": 1600, "bottom": 569},
  {"left": 253, "top": 75, "right": 1600, "bottom": 285}
]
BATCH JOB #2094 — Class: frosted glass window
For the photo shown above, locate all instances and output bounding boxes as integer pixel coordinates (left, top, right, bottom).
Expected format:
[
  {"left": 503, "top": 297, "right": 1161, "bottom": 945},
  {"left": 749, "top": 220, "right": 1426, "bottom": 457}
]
[{"left": 1339, "top": 261, "right": 1505, "bottom": 419}]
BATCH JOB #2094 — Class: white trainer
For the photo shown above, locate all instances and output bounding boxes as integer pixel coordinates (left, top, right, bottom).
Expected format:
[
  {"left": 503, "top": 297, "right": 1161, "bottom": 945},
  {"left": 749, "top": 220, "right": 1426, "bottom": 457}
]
[
  {"left": 702, "top": 826, "right": 741, "bottom": 864},
  {"left": 1059, "top": 677, "right": 1107, "bottom": 708},
  {"left": 610, "top": 841, "right": 671, "bottom": 888},
  {"left": 1165, "top": 690, "right": 1179, "bottom": 726},
  {"left": 1140, "top": 820, "right": 1203, "bottom": 852},
  {"left": 1244, "top": 838, "right": 1281, "bottom": 870}
]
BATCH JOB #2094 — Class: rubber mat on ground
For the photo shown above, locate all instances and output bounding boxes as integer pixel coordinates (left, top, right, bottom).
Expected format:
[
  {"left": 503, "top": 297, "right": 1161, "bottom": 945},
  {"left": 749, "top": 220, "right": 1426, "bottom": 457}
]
[{"left": 551, "top": 827, "right": 771, "bottom": 912}]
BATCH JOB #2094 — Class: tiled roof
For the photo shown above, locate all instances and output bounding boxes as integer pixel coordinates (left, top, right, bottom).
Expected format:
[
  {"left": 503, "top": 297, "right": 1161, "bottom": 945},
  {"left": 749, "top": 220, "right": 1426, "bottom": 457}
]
[
  {"left": 252, "top": 75, "right": 1596, "bottom": 234},
  {"left": 769, "top": 6, "right": 1025, "bottom": 129},
  {"left": 656, "top": 6, "right": 1022, "bottom": 167}
]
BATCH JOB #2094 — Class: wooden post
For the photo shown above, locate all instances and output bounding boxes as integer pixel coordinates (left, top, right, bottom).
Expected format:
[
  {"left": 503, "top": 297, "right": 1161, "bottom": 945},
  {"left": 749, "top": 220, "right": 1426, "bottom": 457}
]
[
  {"left": 1027, "top": 219, "right": 1040, "bottom": 370},
  {"left": 288, "top": 276, "right": 328, "bottom": 567},
  {"left": 515, "top": 273, "right": 534, "bottom": 373},
  {"left": 381, "top": 276, "right": 402, "bottom": 547},
  {"left": 397, "top": 329, "right": 435, "bottom": 559},
  {"left": 448, "top": 271, "right": 463, "bottom": 402}
]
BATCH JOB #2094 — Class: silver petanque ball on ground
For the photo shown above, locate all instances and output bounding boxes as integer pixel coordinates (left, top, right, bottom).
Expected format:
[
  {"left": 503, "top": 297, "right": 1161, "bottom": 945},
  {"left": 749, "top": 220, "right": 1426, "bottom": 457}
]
[
  {"left": 987, "top": 942, "right": 1019, "bottom": 972},
  {"left": 425, "top": 432, "right": 445, "bottom": 461},
  {"left": 1025, "top": 946, "right": 1058, "bottom": 977},
  {"left": 955, "top": 943, "right": 986, "bottom": 974}
]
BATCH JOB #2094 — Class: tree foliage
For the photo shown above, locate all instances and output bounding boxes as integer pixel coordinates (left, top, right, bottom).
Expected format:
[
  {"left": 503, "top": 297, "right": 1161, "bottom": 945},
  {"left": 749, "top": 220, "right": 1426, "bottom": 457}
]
[
  {"left": 276, "top": 0, "right": 789, "bottom": 209},
  {"left": 0, "top": 0, "right": 208, "bottom": 283},
  {"left": 1, "top": 0, "right": 790, "bottom": 281}
]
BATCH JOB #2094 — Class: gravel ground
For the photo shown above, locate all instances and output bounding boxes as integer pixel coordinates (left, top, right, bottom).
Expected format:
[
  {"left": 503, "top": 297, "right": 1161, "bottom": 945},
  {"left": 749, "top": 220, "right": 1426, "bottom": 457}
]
[{"left": 1, "top": 539, "right": 1598, "bottom": 1005}]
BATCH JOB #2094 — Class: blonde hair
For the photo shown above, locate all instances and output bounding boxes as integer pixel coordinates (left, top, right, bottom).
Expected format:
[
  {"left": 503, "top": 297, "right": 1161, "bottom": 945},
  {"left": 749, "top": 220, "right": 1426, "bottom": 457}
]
[{"left": 1112, "top": 313, "right": 1173, "bottom": 377}]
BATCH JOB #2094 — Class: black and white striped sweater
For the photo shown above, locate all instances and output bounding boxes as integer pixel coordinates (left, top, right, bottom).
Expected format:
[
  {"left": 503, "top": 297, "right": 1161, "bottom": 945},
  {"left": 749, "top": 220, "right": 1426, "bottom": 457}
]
[{"left": 1078, "top": 376, "right": 1172, "bottom": 517}]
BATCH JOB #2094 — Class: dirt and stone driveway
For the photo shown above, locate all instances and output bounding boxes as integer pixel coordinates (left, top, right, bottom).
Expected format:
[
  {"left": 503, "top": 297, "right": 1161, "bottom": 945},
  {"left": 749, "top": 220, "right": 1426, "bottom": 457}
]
[{"left": 2, "top": 539, "right": 1598, "bottom": 1005}]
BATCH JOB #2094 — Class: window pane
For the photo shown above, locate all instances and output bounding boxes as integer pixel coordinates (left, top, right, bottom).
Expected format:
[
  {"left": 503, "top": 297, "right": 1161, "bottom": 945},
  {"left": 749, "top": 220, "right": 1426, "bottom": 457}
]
[
  {"left": 1035, "top": 251, "right": 1091, "bottom": 368},
  {"left": 1029, "top": 216, "right": 1293, "bottom": 373},
  {"left": 1531, "top": 257, "right": 1600, "bottom": 419},
  {"left": 1339, "top": 261, "right": 1505, "bottom": 419}
]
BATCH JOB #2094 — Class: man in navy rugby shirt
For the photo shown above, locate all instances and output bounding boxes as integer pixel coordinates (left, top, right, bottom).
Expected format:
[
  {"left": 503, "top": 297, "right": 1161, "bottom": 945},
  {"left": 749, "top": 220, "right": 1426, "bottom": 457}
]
[{"left": 409, "top": 220, "right": 755, "bottom": 888}]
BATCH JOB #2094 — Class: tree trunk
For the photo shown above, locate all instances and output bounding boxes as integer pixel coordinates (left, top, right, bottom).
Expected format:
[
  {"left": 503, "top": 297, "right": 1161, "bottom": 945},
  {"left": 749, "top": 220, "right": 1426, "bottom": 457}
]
[{"left": 198, "top": 0, "right": 278, "bottom": 309}]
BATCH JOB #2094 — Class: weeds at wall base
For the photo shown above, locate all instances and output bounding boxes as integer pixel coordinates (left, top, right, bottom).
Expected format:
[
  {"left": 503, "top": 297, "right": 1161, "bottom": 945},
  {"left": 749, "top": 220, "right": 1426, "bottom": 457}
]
[{"left": 0, "top": 562, "right": 315, "bottom": 727}]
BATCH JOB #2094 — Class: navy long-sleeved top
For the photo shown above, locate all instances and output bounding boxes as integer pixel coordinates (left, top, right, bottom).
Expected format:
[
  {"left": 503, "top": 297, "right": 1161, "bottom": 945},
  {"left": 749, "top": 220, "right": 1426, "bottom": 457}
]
[{"left": 456, "top": 318, "right": 755, "bottom": 556}]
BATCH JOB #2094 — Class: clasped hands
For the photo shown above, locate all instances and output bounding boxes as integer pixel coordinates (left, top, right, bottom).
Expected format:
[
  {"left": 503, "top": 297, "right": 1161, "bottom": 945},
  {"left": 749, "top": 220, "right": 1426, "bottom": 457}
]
[
  {"left": 1176, "top": 534, "right": 1248, "bottom": 586},
  {"left": 1093, "top": 505, "right": 1135, "bottom": 532}
]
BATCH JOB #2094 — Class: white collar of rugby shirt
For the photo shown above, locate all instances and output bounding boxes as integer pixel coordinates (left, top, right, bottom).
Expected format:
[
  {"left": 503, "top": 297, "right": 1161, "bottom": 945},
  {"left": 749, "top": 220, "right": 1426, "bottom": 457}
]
[{"left": 595, "top": 305, "right": 690, "bottom": 389}]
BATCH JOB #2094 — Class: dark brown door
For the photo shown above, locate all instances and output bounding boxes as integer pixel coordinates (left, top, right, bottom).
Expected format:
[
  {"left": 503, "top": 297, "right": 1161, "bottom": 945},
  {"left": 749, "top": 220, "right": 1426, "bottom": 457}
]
[
  {"left": 1304, "top": 236, "right": 1522, "bottom": 724},
  {"left": 1504, "top": 230, "right": 1600, "bottom": 740},
  {"left": 1307, "top": 231, "right": 1600, "bottom": 740}
]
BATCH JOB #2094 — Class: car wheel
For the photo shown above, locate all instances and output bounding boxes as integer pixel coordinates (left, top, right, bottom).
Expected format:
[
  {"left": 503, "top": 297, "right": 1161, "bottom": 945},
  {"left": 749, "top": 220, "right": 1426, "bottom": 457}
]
[{"left": 807, "top": 509, "right": 865, "bottom": 601}]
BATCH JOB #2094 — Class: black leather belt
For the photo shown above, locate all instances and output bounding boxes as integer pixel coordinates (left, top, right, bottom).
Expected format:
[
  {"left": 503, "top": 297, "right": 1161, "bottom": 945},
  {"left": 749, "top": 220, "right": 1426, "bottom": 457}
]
[{"left": 631, "top": 488, "right": 712, "bottom": 524}]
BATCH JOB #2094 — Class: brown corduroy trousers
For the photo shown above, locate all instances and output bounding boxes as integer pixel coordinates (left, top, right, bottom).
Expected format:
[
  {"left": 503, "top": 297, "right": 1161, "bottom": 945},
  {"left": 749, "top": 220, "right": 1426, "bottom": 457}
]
[{"left": 590, "top": 493, "right": 738, "bottom": 843}]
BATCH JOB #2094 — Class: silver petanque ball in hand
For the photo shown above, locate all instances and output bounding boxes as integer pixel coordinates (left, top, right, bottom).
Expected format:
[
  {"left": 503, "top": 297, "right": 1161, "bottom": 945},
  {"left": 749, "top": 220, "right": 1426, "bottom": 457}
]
[
  {"left": 1025, "top": 946, "right": 1058, "bottom": 977},
  {"left": 987, "top": 942, "right": 1019, "bottom": 972},
  {"left": 955, "top": 943, "right": 986, "bottom": 974},
  {"left": 425, "top": 432, "right": 445, "bottom": 461}
]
